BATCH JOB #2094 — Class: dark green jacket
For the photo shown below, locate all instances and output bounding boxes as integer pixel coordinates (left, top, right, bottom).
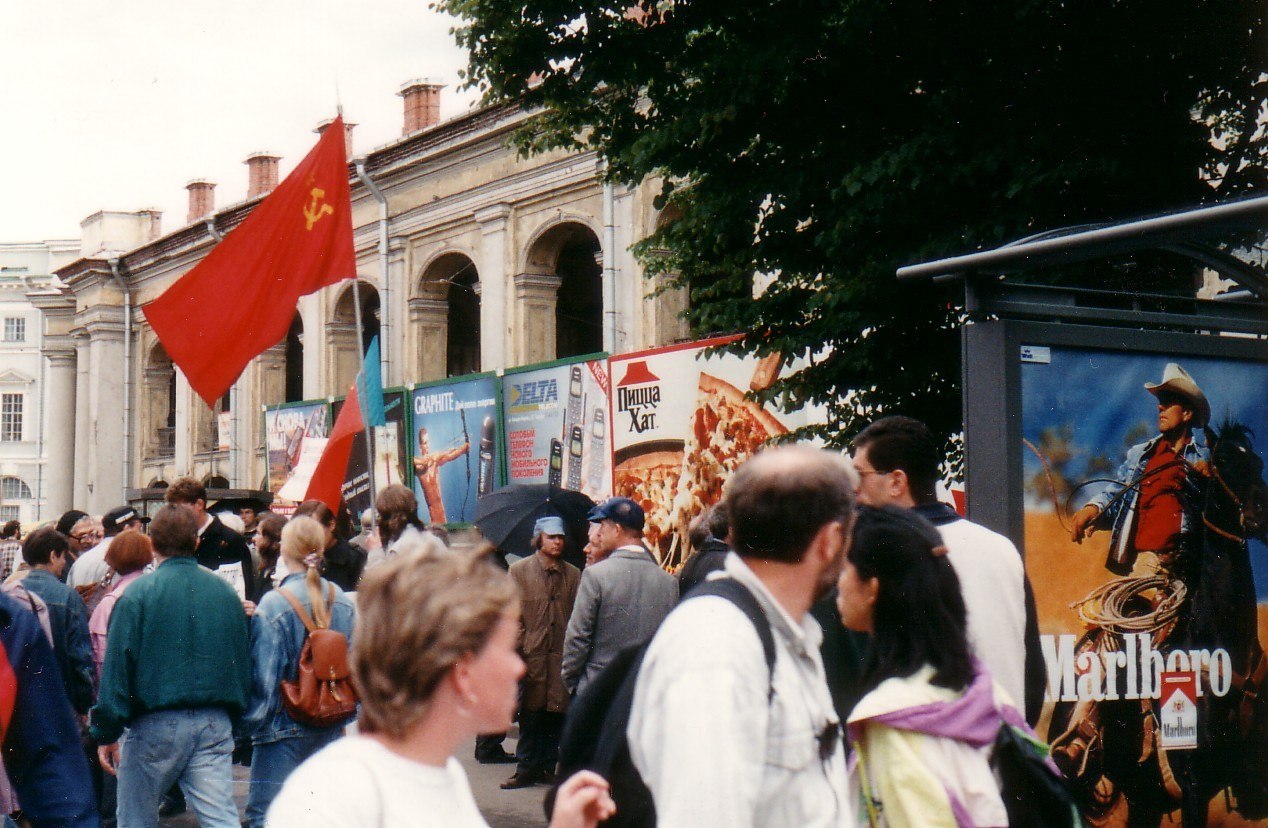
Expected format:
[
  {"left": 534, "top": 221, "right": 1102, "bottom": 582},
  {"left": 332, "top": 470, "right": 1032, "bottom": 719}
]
[{"left": 89, "top": 556, "right": 251, "bottom": 744}]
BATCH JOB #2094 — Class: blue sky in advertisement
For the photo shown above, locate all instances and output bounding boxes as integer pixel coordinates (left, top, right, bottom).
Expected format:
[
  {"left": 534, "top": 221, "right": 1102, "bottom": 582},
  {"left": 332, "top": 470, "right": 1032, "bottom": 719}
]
[
  {"left": 410, "top": 376, "right": 500, "bottom": 525},
  {"left": 1021, "top": 346, "right": 1268, "bottom": 600}
]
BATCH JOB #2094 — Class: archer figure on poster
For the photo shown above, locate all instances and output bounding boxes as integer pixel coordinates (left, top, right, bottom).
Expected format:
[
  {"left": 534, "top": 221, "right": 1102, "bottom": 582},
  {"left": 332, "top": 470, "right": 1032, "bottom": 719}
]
[{"left": 413, "top": 426, "right": 470, "bottom": 525}]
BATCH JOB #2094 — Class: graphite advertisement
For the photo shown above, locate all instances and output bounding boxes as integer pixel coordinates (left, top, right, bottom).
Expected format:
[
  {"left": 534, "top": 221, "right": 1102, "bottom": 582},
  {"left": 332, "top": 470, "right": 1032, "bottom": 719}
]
[
  {"left": 1020, "top": 346, "right": 1268, "bottom": 823},
  {"left": 409, "top": 375, "right": 502, "bottom": 526},
  {"left": 502, "top": 356, "right": 611, "bottom": 501},
  {"left": 609, "top": 336, "right": 823, "bottom": 571}
]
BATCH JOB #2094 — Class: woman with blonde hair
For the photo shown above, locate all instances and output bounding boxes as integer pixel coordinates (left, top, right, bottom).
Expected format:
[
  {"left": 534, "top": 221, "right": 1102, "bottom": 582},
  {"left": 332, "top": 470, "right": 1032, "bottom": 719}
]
[
  {"left": 267, "top": 545, "right": 615, "bottom": 828},
  {"left": 243, "top": 515, "right": 357, "bottom": 827}
]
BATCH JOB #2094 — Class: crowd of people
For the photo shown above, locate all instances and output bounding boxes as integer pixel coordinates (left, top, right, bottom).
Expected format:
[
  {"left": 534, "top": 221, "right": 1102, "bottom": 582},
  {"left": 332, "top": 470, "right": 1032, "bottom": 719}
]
[{"left": 1, "top": 414, "right": 1053, "bottom": 827}]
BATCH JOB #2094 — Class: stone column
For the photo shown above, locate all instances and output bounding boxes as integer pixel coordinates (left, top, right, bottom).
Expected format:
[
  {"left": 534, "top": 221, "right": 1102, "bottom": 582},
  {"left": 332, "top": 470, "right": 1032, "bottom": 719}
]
[
  {"left": 82, "top": 312, "right": 126, "bottom": 512},
  {"left": 174, "top": 370, "right": 192, "bottom": 478},
  {"left": 327, "top": 321, "right": 359, "bottom": 394},
  {"left": 408, "top": 295, "right": 449, "bottom": 383},
  {"left": 72, "top": 330, "right": 90, "bottom": 508},
  {"left": 514, "top": 273, "right": 563, "bottom": 366},
  {"left": 475, "top": 204, "right": 511, "bottom": 371},
  {"left": 42, "top": 350, "right": 76, "bottom": 516},
  {"left": 386, "top": 237, "right": 408, "bottom": 387},
  {"left": 613, "top": 184, "right": 638, "bottom": 353}
]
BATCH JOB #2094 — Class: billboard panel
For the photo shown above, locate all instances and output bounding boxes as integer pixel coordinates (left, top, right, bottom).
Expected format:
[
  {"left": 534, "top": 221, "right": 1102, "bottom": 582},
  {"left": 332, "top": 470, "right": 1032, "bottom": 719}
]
[
  {"left": 502, "top": 355, "right": 611, "bottom": 502},
  {"left": 609, "top": 335, "right": 823, "bottom": 570},
  {"left": 961, "top": 319, "right": 1268, "bottom": 825},
  {"left": 408, "top": 375, "right": 502, "bottom": 526},
  {"left": 263, "top": 400, "right": 330, "bottom": 513},
  {"left": 335, "top": 388, "right": 408, "bottom": 520}
]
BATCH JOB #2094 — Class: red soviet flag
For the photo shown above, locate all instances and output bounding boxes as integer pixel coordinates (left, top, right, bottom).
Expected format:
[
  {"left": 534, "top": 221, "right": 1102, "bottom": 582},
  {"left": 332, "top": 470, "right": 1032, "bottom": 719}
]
[
  {"left": 304, "top": 384, "right": 364, "bottom": 511},
  {"left": 144, "top": 116, "right": 355, "bottom": 406}
]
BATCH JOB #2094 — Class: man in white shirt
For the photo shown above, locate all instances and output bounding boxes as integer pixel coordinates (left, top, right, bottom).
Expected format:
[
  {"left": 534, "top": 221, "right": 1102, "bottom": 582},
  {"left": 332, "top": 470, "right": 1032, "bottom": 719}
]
[
  {"left": 68, "top": 505, "right": 149, "bottom": 590},
  {"left": 851, "top": 415, "right": 1045, "bottom": 722},
  {"left": 627, "top": 446, "right": 855, "bottom": 828}
]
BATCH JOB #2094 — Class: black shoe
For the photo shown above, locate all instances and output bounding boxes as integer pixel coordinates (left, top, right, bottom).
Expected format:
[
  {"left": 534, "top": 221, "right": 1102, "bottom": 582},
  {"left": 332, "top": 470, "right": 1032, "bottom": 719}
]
[
  {"left": 475, "top": 747, "right": 517, "bottom": 764},
  {"left": 539, "top": 769, "right": 558, "bottom": 786},
  {"left": 500, "top": 772, "right": 542, "bottom": 790}
]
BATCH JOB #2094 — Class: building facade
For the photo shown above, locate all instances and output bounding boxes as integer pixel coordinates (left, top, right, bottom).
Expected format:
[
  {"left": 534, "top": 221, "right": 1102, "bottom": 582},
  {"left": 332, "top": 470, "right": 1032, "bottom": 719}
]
[
  {"left": 39, "top": 83, "right": 691, "bottom": 514},
  {"left": 0, "top": 239, "right": 79, "bottom": 522}
]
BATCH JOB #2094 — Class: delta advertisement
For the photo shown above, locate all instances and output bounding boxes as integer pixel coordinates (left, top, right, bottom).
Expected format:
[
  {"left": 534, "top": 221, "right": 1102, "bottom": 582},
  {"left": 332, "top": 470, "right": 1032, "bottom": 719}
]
[
  {"left": 264, "top": 400, "right": 330, "bottom": 512},
  {"left": 335, "top": 388, "right": 408, "bottom": 520},
  {"left": 502, "top": 356, "right": 611, "bottom": 502},
  {"left": 609, "top": 336, "right": 825, "bottom": 571},
  {"left": 1020, "top": 346, "right": 1268, "bottom": 823},
  {"left": 409, "top": 375, "right": 502, "bottom": 526}
]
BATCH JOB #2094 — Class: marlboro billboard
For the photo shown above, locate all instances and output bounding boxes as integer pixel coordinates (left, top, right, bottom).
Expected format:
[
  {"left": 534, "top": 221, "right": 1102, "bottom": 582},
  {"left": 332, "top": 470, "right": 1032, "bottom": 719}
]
[
  {"left": 501, "top": 355, "right": 612, "bottom": 501},
  {"left": 608, "top": 335, "right": 825, "bottom": 570}
]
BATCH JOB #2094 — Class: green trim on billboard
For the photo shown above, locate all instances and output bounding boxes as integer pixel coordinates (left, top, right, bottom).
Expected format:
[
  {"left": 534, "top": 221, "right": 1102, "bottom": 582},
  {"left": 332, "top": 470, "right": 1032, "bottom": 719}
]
[{"left": 501, "top": 352, "right": 609, "bottom": 377}]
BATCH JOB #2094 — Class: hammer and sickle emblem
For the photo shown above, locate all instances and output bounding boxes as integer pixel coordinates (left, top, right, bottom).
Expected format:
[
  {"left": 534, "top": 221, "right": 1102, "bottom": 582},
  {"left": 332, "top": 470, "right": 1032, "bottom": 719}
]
[{"left": 303, "top": 187, "right": 335, "bottom": 230}]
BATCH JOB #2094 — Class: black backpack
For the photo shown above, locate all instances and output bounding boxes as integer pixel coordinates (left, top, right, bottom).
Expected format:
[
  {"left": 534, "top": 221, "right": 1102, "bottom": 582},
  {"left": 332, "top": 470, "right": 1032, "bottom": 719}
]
[
  {"left": 545, "top": 578, "right": 777, "bottom": 827},
  {"left": 993, "top": 722, "right": 1083, "bottom": 828}
]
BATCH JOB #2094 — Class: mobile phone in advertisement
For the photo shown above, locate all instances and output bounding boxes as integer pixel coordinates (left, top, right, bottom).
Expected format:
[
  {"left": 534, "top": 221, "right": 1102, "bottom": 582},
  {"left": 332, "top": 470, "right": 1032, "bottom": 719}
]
[
  {"left": 549, "top": 439, "right": 564, "bottom": 488},
  {"left": 587, "top": 408, "right": 606, "bottom": 492},
  {"left": 566, "top": 365, "right": 584, "bottom": 431},
  {"left": 567, "top": 424, "right": 584, "bottom": 490},
  {"left": 477, "top": 416, "right": 497, "bottom": 496}
]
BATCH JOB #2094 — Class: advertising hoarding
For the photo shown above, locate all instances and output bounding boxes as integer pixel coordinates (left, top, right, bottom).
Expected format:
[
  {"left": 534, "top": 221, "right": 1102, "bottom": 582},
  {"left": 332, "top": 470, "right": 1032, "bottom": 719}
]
[
  {"left": 609, "top": 335, "right": 821, "bottom": 570},
  {"left": 334, "top": 388, "right": 408, "bottom": 520},
  {"left": 408, "top": 375, "right": 502, "bottom": 526},
  {"left": 501, "top": 355, "right": 611, "bottom": 501},
  {"left": 263, "top": 400, "right": 330, "bottom": 513},
  {"left": 965, "top": 320, "right": 1268, "bottom": 824}
]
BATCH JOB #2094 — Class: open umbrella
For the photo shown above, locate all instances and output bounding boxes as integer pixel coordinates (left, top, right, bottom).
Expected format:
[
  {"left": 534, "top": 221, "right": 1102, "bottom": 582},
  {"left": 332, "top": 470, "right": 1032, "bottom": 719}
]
[{"left": 474, "top": 484, "right": 595, "bottom": 567}]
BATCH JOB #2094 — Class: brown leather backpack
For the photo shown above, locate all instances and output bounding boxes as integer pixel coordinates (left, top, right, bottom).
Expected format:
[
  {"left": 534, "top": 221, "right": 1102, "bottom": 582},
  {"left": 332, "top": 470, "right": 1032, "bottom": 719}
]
[{"left": 277, "top": 583, "right": 358, "bottom": 729}]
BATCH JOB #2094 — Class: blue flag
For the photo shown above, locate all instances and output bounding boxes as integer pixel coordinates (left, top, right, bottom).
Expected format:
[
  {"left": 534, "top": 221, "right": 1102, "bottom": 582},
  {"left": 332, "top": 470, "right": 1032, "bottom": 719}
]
[{"left": 357, "top": 337, "right": 387, "bottom": 428}]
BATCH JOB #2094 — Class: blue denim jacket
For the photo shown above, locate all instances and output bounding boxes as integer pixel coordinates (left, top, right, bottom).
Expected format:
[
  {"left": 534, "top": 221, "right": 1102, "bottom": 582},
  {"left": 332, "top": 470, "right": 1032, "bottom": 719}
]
[
  {"left": 1087, "top": 433, "right": 1209, "bottom": 560},
  {"left": 244, "top": 573, "right": 356, "bottom": 744}
]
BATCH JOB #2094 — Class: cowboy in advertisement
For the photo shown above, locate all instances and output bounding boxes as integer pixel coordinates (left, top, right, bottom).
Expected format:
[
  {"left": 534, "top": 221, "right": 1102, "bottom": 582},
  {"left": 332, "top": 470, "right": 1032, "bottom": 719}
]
[{"left": 1051, "top": 362, "right": 1268, "bottom": 826}]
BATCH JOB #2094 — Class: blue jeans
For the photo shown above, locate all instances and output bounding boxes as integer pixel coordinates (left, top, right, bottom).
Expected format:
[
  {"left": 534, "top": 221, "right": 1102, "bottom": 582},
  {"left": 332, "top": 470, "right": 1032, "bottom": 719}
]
[
  {"left": 116, "top": 708, "right": 239, "bottom": 828},
  {"left": 245, "top": 730, "right": 342, "bottom": 827}
]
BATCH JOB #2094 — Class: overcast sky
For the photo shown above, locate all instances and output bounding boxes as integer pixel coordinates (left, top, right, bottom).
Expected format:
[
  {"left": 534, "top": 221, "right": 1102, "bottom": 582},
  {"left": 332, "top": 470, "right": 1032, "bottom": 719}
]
[{"left": 0, "top": 0, "right": 477, "bottom": 244}]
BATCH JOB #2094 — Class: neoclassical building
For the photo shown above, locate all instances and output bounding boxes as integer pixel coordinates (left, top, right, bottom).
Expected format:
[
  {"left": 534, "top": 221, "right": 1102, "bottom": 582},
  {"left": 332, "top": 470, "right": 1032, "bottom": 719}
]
[{"left": 38, "top": 82, "right": 691, "bottom": 515}]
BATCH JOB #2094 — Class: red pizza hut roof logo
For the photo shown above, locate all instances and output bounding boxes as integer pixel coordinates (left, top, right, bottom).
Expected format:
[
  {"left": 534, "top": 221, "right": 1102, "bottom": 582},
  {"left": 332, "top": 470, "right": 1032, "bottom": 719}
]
[
  {"left": 617, "top": 361, "right": 660, "bottom": 386},
  {"left": 616, "top": 361, "right": 660, "bottom": 434}
]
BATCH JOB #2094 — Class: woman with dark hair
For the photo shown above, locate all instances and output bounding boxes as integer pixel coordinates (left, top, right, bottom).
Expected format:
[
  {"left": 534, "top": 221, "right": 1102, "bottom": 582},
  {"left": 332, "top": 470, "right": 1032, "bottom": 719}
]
[
  {"left": 841, "top": 506, "right": 1026, "bottom": 826},
  {"left": 251, "top": 514, "right": 287, "bottom": 603}
]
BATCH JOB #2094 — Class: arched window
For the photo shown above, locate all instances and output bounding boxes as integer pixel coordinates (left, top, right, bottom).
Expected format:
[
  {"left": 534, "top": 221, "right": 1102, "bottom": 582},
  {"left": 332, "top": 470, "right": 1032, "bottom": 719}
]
[{"left": 0, "top": 476, "right": 31, "bottom": 500}]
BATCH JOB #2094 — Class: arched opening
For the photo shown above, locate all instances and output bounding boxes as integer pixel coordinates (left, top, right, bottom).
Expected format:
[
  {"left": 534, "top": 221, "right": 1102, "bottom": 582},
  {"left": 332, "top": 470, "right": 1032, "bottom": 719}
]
[
  {"left": 417, "top": 252, "right": 482, "bottom": 380},
  {"left": 284, "top": 314, "right": 304, "bottom": 403},
  {"left": 522, "top": 222, "right": 604, "bottom": 363},
  {"left": 204, "top": 474, "right": 230, "bottom": 489},
  {"left": 331, "top": 282, "right": 381, "bottom": 392},
  {"left": 144, "top": 342, "right": 177, "bottom": 460}
]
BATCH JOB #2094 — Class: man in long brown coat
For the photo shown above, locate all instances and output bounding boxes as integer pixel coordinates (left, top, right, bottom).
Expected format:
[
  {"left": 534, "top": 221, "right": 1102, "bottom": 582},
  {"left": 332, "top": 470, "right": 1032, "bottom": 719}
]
[{"left": 502, "top": 515, "right": 580, "bottom": 789}]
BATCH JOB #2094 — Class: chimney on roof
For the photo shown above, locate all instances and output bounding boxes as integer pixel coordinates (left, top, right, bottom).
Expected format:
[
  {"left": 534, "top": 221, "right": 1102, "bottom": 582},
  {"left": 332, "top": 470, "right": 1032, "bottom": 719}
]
[
  {"left": 314, "top": 118, "right": 356, "bottom": 160},
  {"left": 245, "top": 152, "right": 280, "bottom": 199},
  {"left": 399, "top": 79, "right": 445, "bottom": 135},
  {"left": 186, "top": 179, "right": 215, "bottom": 225}
]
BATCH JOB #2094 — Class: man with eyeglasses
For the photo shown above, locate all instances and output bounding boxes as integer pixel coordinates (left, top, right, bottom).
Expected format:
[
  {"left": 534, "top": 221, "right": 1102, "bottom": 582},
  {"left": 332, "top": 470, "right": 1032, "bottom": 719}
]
[
  {"left": 627, "top": 447, "right": 854, "bottom": 827},
  {"left": 852, "top": 415, "right": 1044, "bottom": 724}
]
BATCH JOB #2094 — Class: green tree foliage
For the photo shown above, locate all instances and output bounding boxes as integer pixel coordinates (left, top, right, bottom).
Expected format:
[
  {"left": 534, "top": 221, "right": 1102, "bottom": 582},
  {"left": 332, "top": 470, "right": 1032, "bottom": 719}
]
[{"left": 439, "top": 0, "right": 1267, "bottom": 454}]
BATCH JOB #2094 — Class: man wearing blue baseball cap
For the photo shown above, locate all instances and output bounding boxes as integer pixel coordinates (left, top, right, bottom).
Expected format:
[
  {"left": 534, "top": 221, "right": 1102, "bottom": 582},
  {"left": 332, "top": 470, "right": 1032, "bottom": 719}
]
[
  {"left": 562, "top": 497, "right": 677, "bottom": 697},
  {"left": 503, "top": 515, "right": 581, "bottom": 789}
]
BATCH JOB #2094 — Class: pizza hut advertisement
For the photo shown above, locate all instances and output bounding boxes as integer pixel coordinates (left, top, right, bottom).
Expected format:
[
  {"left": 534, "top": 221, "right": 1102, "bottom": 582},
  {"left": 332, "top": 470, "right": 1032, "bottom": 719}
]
[
  {"left": 609, "top": 335, "right": 825, "bottom": 570},
  {"left": 501, "top": 356, "right": 612, "bottom": 502}
]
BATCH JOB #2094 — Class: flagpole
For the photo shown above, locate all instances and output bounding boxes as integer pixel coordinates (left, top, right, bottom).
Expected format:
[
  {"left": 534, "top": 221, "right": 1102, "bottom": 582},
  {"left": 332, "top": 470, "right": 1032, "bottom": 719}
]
[{"left": 350, "top": 278, "right": 378, "bottom": 530}]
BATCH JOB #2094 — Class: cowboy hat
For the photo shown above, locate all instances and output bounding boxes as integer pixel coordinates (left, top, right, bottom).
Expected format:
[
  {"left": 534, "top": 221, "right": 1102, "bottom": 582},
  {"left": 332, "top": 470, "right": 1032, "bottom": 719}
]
[{"left": 1144, "top": 363, "right": 1209, "bottom": 427}]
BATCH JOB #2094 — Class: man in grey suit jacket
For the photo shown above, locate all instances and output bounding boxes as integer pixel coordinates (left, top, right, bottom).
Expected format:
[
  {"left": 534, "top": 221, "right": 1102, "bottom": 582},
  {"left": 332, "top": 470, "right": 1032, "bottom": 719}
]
[{"left": 562, "top": 497, "right": 678, "bottom": 697}]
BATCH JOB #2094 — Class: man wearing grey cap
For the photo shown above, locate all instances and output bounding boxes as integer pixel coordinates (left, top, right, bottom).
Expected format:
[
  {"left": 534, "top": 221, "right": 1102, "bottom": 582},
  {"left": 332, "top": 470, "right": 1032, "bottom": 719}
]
[
  {"left": 502, "top": 515, "right": 581, "bottom": 789},
  {"left": 562, "top": 497, "right": 677, "bottom": 698}
]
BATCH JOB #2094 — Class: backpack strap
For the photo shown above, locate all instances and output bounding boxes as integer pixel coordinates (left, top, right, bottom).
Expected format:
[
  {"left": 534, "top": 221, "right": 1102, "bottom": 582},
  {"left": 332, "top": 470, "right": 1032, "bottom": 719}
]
[
  {"left": 277, "top": 587, "right": 318, "bottom": 634},
  {"left": 685, "top": 577, "right": 777, "bottom": 694}
]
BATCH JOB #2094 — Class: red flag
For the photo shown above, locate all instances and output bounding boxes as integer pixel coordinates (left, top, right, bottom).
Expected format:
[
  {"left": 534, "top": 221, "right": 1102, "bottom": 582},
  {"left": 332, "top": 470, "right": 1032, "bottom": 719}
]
[
  {"left": 144, "top": 116, "right": 355, "bottom": 406},
  {"left": 304, "top": 385, "right": 364, "bottom": 511}
]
